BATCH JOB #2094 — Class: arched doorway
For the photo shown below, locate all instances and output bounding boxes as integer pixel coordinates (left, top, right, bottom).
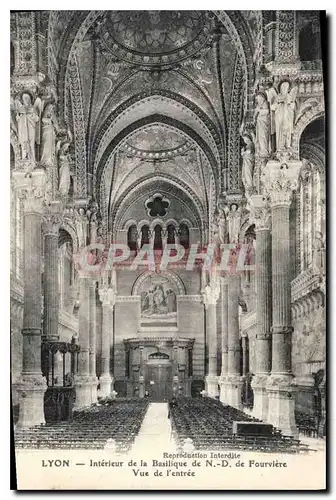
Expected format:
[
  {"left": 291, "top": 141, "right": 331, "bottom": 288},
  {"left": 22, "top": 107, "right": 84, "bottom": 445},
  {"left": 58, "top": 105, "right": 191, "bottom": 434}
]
[{"left": 145, "top": 352, "right": 172, "bottom": 402}]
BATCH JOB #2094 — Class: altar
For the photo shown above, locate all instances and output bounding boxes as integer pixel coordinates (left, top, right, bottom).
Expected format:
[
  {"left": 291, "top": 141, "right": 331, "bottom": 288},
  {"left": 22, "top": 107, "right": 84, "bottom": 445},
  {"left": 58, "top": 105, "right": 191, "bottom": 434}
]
[{"left": 124, "top": 337, "right": 194, "bottom": 400}]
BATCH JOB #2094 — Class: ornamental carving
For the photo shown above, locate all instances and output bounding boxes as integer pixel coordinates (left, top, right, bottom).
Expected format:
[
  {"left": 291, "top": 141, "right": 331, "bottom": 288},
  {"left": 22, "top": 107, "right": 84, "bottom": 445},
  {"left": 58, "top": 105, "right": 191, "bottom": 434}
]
[{"left": 261, "top": 160, "right": 301, "bottom": 207}]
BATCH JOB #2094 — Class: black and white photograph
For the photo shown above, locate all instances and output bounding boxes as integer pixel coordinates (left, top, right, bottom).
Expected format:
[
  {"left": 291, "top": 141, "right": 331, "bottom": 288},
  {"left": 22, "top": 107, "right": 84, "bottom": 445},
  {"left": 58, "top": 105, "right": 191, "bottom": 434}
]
[{"left": 9, "top": 9, "right": 327, "bottom": 490}]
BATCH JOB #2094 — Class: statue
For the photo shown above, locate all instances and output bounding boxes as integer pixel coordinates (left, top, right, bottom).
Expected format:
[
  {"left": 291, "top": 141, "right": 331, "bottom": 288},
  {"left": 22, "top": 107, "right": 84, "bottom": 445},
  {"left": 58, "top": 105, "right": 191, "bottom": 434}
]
[
  {"left": 11, "top": 92, "right": 42, "bottom": 161},
  {"left": 228, "top": 203, "right": 242, "bottom": 244},
  {"left": 212, "top": 211, "right": 220, "bottom": 244},
  {"left": 241, "top": 133, "right": 255, "bottom": 195},
  {"left": 57, "top": 140, "right": 71, "bottom": 197},
  {"left": 40, "top": 103, "right": 59, "bottom": 165},
  {"left": 254, "top": 92, "right": 271, "bottom": 156},
  {"left": 268, "top": 80, "right": 298, "bottom": 150}
]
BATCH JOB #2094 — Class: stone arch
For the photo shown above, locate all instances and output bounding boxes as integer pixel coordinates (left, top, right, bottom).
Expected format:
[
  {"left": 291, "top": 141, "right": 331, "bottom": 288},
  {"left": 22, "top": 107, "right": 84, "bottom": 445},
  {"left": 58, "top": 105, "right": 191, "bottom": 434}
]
[
  {"left": 213, "top": 10, "right": 255, "bottom": 117},
  {"left": 111, "top": 175, "right": 205, "bottom": 241},
  {"left": 292, "top": 103, "right": 325, "bottom": 158},
  {"left": 132, "top": 270, "right": 186, "bottom": 296},
  {"left": 93, "top": 92, "right": 221, "bottom": 162},
  {"left": 94, "top": 113, "right": 219, "bottom": 201},
  {"left": 60, "top": 220, "right": 79, "bottom": 253}
]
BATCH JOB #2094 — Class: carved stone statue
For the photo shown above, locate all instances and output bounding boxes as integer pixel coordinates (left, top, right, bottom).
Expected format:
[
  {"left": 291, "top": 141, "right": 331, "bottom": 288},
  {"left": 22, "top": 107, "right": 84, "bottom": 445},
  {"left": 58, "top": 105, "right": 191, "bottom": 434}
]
[
  {"left": 254, "top": 92, "right": 271, "bottom": 156},
  {"left": 11, "top": 93, "right": 42, "bottom": 160},
  {"left": 228, "top": 203, "right": 242, "bottom": 244},
  {"left": 269, "top": 81, "right": 298, "bottom": 150},
  {"left": 241, "top": 134, "right": 255, "bottom": 195},
  {"left": 218, "top": 208, "right": 228, "bottom": 245},
  {"left": 57, "top": 141, "right": 71, "bottom": 197},
  {"left": 40, "top": 103, "right": 58, "bottom": 165}
]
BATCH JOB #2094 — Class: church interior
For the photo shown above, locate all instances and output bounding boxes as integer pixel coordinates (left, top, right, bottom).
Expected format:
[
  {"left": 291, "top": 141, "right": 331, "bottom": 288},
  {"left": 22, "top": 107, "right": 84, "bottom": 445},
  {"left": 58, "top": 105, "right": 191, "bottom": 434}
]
[{"left": 10, "top": 10, "right": 325, "bottom": 451}]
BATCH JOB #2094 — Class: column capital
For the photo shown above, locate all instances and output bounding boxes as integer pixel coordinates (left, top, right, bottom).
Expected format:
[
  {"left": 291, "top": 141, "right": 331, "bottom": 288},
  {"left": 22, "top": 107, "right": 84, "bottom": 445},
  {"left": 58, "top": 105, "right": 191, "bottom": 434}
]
[
  {"left": 42, "top": 201, "right": 63, "bottom": 235},
  {"left": 202, "top": 280, "right": 220, "bottom": 309},
  {"left": 262, "top": 160, "right": 302, "bottom": 207},
  {"left": 99, "top": 287, "right": 116, "bottom": 307},
  {"left": 249, "top": 194, "right": 271, "bottom": 231},
  {"left": 12, "top": 169, "right": 47, "bottom": 214}
]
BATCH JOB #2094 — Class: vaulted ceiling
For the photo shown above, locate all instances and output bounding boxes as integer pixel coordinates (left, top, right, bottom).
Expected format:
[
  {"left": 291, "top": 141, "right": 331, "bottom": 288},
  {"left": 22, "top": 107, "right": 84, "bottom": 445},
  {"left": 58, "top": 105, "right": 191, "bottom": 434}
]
[{"left": 45, "top": 10, "right": 257, "bottom": 241}]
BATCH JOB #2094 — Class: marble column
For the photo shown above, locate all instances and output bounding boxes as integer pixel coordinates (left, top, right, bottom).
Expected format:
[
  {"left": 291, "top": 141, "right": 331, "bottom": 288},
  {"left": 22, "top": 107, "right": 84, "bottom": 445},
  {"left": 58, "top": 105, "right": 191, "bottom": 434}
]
[
  {"left": 226, "top": 273, "right": 243, "bottom": 409},
  {"left": 74, "top": 274, "right": 91, "bottom": 408},
  {"left": 264, "top": 160, "right": 301, "bottom": 437},
  {"left": 250, "top": 195, "right": 272, "bottom": 421},
  {"left": 42, "top": 203, "right": 62, "bottom": 341},
  {"left": 98, "top": 287, "right": 116, "bottom": 398},
  {"left": 89, "top": 280, "right": 98, "bottom": 404},
  {"left": 219, "top": 277, "right": 229, "bottom": 403},
  {"left": 203, "top": 280, "right": 220, "bottom": 398},
  {"left": 13, "top": 170, "right": 47, "bottom": 427}
]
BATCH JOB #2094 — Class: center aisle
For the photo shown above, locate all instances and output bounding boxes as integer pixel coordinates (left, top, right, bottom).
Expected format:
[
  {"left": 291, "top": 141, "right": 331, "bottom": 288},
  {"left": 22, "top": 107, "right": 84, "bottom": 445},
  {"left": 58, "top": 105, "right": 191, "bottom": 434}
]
[{"left": 131, "top": 402, "right": 177, "bottom": 455}]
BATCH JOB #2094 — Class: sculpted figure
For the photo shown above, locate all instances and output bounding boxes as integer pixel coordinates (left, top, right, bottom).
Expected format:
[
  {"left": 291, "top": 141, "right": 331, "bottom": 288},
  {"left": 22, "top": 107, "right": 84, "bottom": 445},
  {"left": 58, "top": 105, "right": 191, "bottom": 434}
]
[
  {"left": 57, "top": 141, "right": 71, "bottom": 197},
  {"left": 269, "top": 81, "right": 298, "bottom": 150},
  {"left": 241, "top": 134, "right": 255, "bottom": 195},
  {"left": 228, "top": 204, "right": 241, "bottom": 244},
  {"left": 254, "top": 92, "right": 271, "bottom": 156},
  {"left": 11, "top": 93, "right": 42, "bottom": 160},
  {"left": 40, "top": 103, "right": 58, "bottom": 165}
]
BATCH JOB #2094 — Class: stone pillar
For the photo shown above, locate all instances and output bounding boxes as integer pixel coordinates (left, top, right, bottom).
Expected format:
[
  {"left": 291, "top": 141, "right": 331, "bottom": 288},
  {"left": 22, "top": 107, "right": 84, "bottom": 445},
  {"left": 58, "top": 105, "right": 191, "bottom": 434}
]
[
  {"left": 13, "top": 169, "right": 47, "bottom": 427},
  {"left": 250, "top": 195, "right": 272, "bottom": 421},
  {"left": 89, "top": 280, "right": 98, "bottom": 404},
  {"left": 139, "top": 346, "right": 145, "bottom": 398},
  {"left": 42, "top": 203, "right": 62, "bottom": 341},
  {"left": 226, "top": 273, "right": 243, "bottom": 409},
  {"left": 219, "top": 277, "right": 229, "bottom": 403},
  {"left": 98, "top": 287, "right": 116, "bottom": 398},
  {"left": 263, "top": 160, "right": 301, "bottom": 437},
  {"left": 172, "top": 344, "right": 179, "bottom": 396},
  {"left": 74, "top": 275, "right": 91, "bottom": 408},
  {"left": 203, "top": 279, "right": 220, "bottom": 398}
]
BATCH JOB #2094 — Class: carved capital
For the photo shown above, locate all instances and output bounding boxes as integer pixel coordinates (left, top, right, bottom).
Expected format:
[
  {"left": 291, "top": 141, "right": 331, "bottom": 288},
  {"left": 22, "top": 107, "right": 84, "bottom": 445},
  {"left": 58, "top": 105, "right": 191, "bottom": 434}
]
[
  {"left": 202, "top": 280, "right": 220, "bottom": 308},
  {"left": 12, "top": 169, "right": 47, "bottom": 214},
  {"left": 249, "top": 194, "right": 271, "bottom": 231},
  {"left": 99, "top": 287, "right": 116, "bottom": 307},
  {"left": 42, "top": 201, "right": 63, "bottom": 235},
  {"left": 262, "top": 160, "right": 301, "bottom": 207}
]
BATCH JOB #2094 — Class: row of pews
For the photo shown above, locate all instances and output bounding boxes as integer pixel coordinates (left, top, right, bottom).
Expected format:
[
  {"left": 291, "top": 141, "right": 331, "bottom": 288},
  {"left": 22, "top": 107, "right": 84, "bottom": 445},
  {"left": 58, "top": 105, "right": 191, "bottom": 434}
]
[
  {"left": 15, "top": 399, "right": 149, "bottom": 453},
  {"left": 169, "top": 397, "right": 310, "bottom": 454}
]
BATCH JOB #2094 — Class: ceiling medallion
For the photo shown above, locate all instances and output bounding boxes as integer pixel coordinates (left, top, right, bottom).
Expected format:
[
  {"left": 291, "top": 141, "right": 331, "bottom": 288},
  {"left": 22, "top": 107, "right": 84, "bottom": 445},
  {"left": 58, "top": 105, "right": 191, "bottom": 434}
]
[{"left": 96, "top": 11, "right": 213, "bottom": 67}]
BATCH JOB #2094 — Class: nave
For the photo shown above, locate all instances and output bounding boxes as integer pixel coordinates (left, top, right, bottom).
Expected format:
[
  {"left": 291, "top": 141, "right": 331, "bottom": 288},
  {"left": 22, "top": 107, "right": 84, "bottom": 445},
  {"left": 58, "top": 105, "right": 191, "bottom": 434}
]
[{"left": 15, "top": 398, "right": 311, "bottom": 454}]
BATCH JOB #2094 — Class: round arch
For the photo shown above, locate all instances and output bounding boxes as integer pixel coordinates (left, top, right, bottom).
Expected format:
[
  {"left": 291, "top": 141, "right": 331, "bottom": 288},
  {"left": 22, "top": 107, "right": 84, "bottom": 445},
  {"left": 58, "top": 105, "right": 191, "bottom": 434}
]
[{"left": 132, "top": 269, "right": 186, "bottom": 296}]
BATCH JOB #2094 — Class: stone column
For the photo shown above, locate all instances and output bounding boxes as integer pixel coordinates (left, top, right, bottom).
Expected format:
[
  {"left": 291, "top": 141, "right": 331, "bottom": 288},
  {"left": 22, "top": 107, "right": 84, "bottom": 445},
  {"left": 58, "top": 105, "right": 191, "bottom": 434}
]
[
  {"left": 263, "top": 160, "right": 301, "bottom": 437},
  {"left": 74, "top": 274, "right": 91, "bottom": 408},
  {"left": 98, "top": 287, "right": 116, "bottom": 398},
  {"left": 89, "top": 280, "right": 98, "bottom": 404},
  {"left": 139, "top": 346, "right": 145, "bottom": 398},
  {"left": 172, "top": 344, "right": 179, "bottom": 396},
  {"left": 226, "top": 273, "right": 243, "bottom": 409},
  {"left": 250, "top": 195, "right": 272, "bottom": 421},
  {"left": 42, "top": 203, "right": 62, "bottom": 341},
  {"left": 13, "top": 169, "right": 47, "bottom": 427},
  {"left": 203, "top": 279, "right": 220, "bottom": 398},
  {"left": 219, "top": 277, "right": 229, "bottom": 403}
]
